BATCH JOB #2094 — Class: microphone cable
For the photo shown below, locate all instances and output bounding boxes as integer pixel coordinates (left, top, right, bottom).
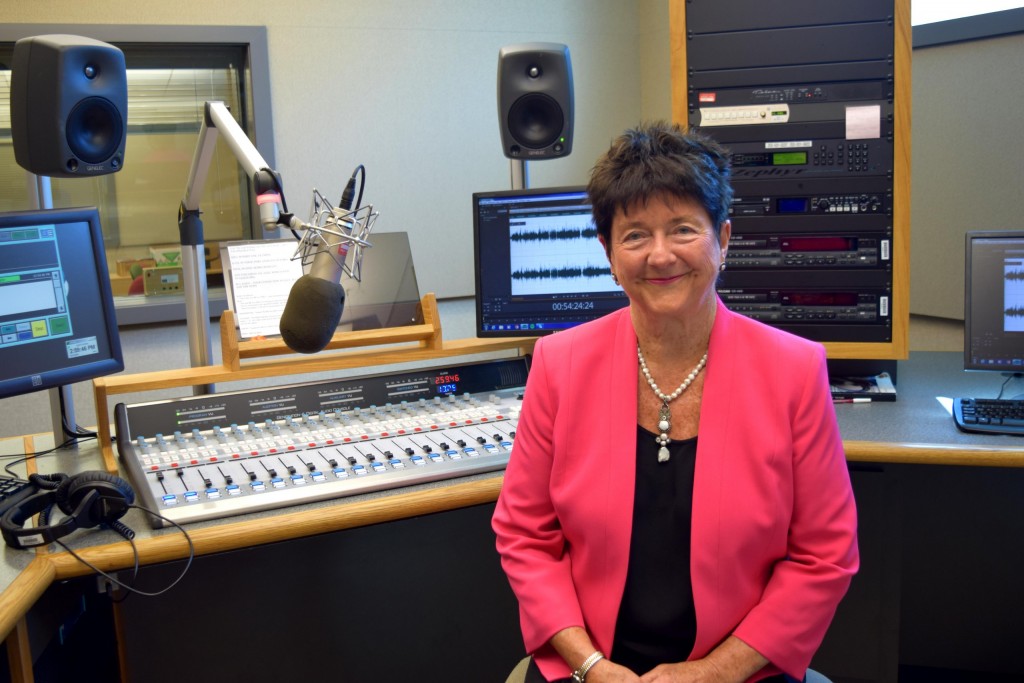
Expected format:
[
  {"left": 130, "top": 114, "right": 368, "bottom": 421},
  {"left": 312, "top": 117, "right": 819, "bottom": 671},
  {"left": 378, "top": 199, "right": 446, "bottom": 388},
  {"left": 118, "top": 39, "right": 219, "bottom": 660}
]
[{"left": 340, "top": 164, "right": 366, "bottom": 212}]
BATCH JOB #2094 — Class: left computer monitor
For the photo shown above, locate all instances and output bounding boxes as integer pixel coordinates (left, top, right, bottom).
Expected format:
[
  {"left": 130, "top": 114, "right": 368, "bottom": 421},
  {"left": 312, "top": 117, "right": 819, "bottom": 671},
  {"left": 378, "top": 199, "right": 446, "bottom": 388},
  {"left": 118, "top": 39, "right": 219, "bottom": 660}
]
[
  {"left": 473, "top": 186, "right": 628, "bottom": 336},
  {"left": 0, "top": 207, "right": 123, "bottom": 399}
]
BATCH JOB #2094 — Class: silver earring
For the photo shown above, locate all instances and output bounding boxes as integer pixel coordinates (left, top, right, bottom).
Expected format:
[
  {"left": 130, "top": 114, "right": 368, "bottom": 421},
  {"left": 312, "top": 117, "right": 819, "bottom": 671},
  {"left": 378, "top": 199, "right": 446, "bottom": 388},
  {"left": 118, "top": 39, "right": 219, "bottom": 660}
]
[
  {"left": 611, "top": 272, "right": 620, "bottom": 285},
  {"left": 719, "top": 262, "right": 727, "bottom": 272}
]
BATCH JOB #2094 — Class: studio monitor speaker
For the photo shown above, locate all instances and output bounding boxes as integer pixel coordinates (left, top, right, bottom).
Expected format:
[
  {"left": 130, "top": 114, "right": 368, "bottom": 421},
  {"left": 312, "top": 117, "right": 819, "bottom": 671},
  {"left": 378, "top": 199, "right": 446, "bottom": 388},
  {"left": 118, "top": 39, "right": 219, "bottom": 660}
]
[
  {"left": 10, "top": 34, "right": 127, "bottom": 178},
  {"left": 497, "top": 42, "right": 573, "bottom": 160}
]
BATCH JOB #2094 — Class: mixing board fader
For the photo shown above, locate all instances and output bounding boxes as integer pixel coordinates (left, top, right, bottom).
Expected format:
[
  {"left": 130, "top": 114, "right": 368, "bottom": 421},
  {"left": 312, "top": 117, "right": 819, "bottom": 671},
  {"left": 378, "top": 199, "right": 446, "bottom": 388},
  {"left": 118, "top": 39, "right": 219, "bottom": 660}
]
[{"left": 115, "top": 358, "right": 529, "bottom": 528}]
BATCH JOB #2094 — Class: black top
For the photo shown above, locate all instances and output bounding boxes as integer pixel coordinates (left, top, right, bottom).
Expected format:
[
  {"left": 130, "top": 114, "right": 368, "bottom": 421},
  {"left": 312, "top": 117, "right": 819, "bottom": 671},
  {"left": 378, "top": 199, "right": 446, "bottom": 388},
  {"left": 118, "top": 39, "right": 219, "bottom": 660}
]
[
  {"left": 522, "top": 429, "right": 791, "bottom": 683},
  {"left": 611, "top": 427, "right": 698, "bottom": 673}
]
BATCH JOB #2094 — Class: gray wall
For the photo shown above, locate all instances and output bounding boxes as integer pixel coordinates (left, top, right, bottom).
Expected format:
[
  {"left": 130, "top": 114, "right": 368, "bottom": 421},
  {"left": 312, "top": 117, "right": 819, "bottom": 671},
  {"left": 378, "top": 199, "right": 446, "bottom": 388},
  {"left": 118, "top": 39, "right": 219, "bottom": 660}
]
[{"left": 911, "top": 29, "right": 1024, "bottom": 320}]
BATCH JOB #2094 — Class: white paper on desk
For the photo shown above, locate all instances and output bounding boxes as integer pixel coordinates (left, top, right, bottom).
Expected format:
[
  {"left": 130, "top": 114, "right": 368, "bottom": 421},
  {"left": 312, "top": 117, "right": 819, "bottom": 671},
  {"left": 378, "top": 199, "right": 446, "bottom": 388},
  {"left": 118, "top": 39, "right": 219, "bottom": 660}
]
[
  {"left": 846, "top": 104, "right": 881, "bottom": 140},
  {"left": 225, "top": 240, "right": 303, "bottom": 340},
  {"left": 936, "top": 396, "right": 954, "bottom": 416}
]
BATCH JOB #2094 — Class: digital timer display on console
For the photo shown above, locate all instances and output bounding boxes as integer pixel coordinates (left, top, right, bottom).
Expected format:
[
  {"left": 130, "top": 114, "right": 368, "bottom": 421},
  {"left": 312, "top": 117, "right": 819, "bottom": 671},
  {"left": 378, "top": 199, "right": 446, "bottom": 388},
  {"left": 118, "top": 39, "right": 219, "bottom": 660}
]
[{"left": 434, "top": 373, "right": 460, "bottom": 396}]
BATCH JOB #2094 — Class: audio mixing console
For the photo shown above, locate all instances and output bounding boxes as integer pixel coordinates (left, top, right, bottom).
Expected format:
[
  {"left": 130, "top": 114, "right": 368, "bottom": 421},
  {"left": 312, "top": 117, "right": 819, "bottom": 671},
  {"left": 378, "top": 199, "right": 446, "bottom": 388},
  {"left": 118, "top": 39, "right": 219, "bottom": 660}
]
[{"left": 115, "top": 358, "right": 529, "bottom": 528}]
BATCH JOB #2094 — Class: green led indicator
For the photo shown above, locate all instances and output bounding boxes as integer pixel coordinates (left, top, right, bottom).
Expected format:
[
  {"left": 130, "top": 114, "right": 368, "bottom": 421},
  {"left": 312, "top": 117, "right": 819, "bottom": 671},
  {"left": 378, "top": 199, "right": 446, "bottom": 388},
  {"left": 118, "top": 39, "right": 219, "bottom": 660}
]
[{"left": 772, "top": 151, "right": 807, "bottom": 166}]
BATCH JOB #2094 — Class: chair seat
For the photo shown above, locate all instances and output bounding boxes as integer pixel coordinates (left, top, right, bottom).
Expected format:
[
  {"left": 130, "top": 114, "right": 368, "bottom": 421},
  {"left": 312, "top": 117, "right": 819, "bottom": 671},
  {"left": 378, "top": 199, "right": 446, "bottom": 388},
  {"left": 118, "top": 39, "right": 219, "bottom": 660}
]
[{"left": 505, "top": 656, "right": 531, "bottom": 683}]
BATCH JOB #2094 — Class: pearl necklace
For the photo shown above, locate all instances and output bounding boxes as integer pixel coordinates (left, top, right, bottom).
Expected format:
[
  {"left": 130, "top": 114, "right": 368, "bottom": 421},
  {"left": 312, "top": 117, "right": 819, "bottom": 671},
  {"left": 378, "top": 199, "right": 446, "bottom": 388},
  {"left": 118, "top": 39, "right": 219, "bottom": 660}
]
[{"left": 637, "top": 346, "right": 708, "bottom": 463}]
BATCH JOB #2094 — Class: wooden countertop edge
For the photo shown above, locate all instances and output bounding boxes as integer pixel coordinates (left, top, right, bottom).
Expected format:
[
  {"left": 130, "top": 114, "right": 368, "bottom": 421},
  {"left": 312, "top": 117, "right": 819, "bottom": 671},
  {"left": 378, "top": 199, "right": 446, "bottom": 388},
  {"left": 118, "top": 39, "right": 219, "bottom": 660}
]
[
  {"left": 844, "top": 440, "right": 1024, "bottom": 467},
  {"left": 46, "top": 476, "right": 506, "bottom": 580},
  {"left": 1, "top": 477, "right": 504, "bottom": 638},
  {"left": 0, "top": 557, "right": 56, "bottom": 641}
]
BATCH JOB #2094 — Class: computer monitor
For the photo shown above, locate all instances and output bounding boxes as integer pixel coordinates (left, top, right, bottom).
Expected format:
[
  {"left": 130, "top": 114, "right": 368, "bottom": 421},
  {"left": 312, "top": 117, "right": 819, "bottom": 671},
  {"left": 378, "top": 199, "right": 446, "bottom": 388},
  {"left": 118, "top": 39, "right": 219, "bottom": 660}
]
[
  {"left": 473, "top": 186, "right": 628, "bottom": 336},
  {"left": 0, "top": 207, "right": 123, "bottom": 400},
  {"left": 964, "top": 230, "right": 1024, "bottom": 374}
]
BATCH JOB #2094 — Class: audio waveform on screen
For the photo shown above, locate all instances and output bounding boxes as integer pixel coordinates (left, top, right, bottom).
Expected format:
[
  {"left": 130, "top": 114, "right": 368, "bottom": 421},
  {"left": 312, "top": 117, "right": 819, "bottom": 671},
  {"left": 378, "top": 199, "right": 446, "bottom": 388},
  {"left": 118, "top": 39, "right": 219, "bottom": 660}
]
[
  {"left": 509, "top": 211, "right": 617, "bottom": 296},
  {"left": 1005, "top": 265, "right": 1024, "bottom": 331},
  {"left": 512, "top": 264, "right": 612, "bottom": 280},
  {"left": 509, "top": 226, "right": 599, "bottom": 242}
]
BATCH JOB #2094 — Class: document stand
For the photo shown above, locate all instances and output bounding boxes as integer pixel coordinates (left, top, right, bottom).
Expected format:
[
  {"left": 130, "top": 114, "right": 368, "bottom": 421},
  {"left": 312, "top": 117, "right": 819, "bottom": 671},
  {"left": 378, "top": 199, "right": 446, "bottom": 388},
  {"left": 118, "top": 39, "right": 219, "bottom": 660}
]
[{"left": 92, "top": 293, "right": 537, "bottom": 473}]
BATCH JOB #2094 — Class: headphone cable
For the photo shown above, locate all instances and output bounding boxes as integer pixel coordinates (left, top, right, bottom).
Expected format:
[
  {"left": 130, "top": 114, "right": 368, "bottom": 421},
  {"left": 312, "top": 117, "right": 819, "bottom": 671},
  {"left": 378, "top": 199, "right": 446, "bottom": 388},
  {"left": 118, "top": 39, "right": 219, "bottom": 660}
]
[{"left": 53, "top": 501, "right": 195, "bottom": 600}]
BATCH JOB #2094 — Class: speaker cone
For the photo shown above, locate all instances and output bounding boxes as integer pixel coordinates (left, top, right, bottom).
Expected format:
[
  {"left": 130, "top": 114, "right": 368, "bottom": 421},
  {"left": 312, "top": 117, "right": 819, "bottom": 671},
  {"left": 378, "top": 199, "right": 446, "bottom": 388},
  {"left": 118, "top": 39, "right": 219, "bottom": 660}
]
[
  {"left": 507, "top": 93, "right": 563, "bottom": 149},
  {"left": 66, "top": 97, "right": 124, "bottom": 164}
]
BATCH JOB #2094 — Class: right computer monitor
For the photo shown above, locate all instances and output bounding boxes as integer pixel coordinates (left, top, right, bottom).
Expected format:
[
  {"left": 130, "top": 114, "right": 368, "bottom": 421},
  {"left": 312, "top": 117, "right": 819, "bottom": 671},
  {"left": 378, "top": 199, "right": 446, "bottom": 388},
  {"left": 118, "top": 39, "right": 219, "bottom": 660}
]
[{"left": 964, "top": 230, "right": 1024, "bottom": 372}]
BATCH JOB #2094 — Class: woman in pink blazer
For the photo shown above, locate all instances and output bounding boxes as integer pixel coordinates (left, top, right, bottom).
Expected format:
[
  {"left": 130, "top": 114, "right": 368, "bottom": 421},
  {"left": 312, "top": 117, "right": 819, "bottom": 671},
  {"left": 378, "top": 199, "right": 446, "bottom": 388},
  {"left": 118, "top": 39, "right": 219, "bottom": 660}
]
[{"left": 492, "top": 122, "right": 859, "bottom": 683}]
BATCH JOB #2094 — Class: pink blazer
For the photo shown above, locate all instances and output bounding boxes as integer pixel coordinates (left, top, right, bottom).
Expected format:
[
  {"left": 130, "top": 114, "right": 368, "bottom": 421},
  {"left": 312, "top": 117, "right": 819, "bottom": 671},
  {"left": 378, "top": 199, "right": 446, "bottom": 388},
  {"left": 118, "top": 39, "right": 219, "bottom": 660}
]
[{"left": 492, "top": 300, "right": 859, "bottom": 681}]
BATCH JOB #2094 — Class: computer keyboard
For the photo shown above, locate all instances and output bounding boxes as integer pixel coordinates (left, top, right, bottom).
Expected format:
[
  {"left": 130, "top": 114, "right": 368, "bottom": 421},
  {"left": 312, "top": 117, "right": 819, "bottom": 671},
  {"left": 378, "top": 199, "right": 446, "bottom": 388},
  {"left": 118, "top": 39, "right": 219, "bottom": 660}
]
[
  {"left": 0, "top": 476, "right": 35, "bottom": 516},
  {"left": 953, "top": 398, "right": 1024, "bottom": 436}
]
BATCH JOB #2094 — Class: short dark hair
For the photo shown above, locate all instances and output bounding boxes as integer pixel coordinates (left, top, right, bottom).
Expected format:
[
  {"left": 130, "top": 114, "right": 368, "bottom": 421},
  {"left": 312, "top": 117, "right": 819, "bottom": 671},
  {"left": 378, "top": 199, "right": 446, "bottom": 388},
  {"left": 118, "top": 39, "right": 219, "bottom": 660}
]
[{"left": 586, "top": 121, "right": 733, "bottom": 253}]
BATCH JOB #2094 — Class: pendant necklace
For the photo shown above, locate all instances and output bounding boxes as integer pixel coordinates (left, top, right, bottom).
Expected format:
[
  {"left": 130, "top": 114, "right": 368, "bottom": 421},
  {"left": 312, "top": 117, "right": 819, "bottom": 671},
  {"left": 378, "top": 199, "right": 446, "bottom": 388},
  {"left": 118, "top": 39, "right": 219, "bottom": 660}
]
[{"left": 637, "top": 345, "right": 708, "bottom": 463}]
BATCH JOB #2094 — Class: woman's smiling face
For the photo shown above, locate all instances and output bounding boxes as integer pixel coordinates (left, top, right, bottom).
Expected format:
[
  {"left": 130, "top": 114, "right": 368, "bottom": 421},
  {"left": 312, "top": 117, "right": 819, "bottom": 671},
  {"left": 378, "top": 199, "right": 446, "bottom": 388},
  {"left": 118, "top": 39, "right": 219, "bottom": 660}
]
[{"left": 601, "top": 193, "right": 730, "bottom": 324}]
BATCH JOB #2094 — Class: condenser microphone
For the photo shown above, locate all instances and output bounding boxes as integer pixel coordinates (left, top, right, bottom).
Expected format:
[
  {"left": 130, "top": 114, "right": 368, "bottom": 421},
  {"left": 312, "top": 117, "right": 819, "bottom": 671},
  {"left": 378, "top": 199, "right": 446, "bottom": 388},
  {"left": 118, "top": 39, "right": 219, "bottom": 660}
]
[
  {"left": 279, "top": 169, "right": 375, "bottom": 354},
  {"left": 279, "top": 239, "right": 347, "bottom": 354}
]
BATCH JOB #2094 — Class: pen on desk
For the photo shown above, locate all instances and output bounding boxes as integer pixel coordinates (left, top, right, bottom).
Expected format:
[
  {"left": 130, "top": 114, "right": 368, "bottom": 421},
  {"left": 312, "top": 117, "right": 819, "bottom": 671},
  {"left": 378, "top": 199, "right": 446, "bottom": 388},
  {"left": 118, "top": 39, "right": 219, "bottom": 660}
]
[{"left": 833, "top": 398, "right": 872, "bottom": 404}]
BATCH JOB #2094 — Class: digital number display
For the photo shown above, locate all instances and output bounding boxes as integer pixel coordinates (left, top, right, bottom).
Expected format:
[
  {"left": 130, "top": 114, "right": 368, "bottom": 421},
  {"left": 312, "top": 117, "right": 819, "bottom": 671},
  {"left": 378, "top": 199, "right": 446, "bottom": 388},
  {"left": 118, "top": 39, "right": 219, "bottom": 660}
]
[
  {"left": 551, "top": 301, "right": 595, "bottom": 312},
  {"left": 772, "top": 152, "right": 807, "bottom": 166},
  {"left": 776, "top": 198, "right": 809, "bottom": 214},
  {"left": 783, "top": 292, "right": 860, "bottom": 307},
  {"left": 781, "top": 237, "right": 856, "bottom": 252},
  {"left": 435, "top": 373, "right": 460, "bottom": 395}
]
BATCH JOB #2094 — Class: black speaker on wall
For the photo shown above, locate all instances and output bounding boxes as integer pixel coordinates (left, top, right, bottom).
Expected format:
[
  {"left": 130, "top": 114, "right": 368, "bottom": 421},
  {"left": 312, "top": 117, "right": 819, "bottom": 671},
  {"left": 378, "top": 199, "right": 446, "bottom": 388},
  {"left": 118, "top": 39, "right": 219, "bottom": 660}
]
[
  {"left": 497, "top": 42, "right": 573, "bottom": 160},
  {"left": 10, "top": 34, "right": 127, "bottom": 178}
]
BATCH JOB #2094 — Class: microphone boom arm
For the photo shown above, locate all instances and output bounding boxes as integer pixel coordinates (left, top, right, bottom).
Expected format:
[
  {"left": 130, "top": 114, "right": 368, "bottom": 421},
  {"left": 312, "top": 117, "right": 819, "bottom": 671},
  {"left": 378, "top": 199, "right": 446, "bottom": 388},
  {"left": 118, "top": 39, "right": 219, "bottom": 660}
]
[
  {"left": 178, "top": 102, "right": 377, "bottom": 376},
  {"left": 178, "top": 101, "right": 288, "bottom": 390}
]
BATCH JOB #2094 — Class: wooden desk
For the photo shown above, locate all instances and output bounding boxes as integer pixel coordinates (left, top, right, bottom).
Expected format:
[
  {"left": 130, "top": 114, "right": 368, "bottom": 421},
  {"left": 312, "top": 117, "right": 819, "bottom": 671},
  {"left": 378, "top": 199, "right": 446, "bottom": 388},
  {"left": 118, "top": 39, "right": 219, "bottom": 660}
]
[{"left": 1, "top": 352, "right": 1021, "bottom": 682}]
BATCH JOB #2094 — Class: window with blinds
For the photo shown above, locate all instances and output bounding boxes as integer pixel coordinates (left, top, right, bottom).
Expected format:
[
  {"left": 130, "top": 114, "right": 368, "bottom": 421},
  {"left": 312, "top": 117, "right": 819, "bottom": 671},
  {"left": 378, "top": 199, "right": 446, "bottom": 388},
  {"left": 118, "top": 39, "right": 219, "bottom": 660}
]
[{"left": 0, "top": 38, "right": 265, "bottom": 318}]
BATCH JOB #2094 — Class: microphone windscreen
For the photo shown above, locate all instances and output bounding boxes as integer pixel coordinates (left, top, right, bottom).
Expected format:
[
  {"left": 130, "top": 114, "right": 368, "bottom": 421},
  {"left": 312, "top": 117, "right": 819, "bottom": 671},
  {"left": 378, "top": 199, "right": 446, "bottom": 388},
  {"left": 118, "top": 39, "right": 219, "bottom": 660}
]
[{"left": 279, "top": 275, "right": 345, "bottom": 354}]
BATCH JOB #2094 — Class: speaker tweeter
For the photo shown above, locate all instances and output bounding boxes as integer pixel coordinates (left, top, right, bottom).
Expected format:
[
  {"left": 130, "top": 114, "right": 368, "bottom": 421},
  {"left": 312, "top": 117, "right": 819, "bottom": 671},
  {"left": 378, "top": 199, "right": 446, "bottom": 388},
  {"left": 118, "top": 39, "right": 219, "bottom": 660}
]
[
  {"left": 497, "top": 43, "right": 574, "bottom": 160},
  {"left": 10, "top": 34, "right": 127, "bottom": 178}
]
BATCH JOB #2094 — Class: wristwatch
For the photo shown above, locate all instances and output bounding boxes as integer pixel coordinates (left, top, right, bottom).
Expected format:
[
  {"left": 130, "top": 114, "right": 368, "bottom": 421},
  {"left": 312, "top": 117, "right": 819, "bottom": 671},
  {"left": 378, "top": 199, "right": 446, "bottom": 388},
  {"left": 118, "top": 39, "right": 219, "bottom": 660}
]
[{"left": 571, "top": 651, "right": 605, "bottom": 683}]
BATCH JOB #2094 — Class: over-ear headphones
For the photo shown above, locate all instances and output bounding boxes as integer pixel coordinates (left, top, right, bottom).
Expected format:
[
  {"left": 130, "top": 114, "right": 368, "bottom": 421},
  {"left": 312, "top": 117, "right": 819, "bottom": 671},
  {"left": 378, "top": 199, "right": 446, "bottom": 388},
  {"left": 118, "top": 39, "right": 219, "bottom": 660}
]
[{"left": 1, "top": 471, "right": 135, "bottom": 549}]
